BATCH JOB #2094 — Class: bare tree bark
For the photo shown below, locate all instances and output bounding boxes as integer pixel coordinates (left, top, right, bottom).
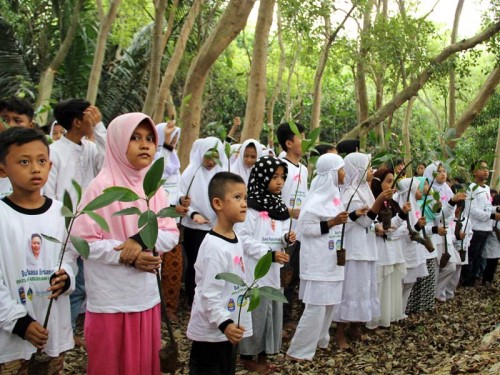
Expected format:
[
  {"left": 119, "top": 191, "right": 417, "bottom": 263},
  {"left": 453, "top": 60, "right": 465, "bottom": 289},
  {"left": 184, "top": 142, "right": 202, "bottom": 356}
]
[
  {"left": 341, "top": 21, "right": 500, "bottom": 141},
  {"left": 311, "top": 4, "right": 355, "bottom": 132},
  {"left": 35, "top": 0, "right": 84, "bottom": 124},
  {"left": 177, "top": 0, "right": 256, "bottom": 169},
  {"left": 373, "top": 0, "right": 388, "bottom": 148},
  {"left": 265, "top": 9, "right": 285, "bottom": 149},
  {"left": 142, "top": 0, "right": 170, "bottom": 116},
  {"left": 402, "top": 96, "right": 415, "bottom": 175},
  {"left": 284, "top": 39, "right": 302, "bottom": 121},
  {"left": 448, "top": 66, "right": 500, "bottom": 147},
  {"left": 240, "top": 0, "right": 275, "bottom": 141},
  {"left": 448, "top": 0, "right": 464, "bottom": 129},
  {"left": 86, "top": 0, "right": 122, "bottom": 105},
  {"left": 153, "top": 0, "right": 205, "bottom": 124}
]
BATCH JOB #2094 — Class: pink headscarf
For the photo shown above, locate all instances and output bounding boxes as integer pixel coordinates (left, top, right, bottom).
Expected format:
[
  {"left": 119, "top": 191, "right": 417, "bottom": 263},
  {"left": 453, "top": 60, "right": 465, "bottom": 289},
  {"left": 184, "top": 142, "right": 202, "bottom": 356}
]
[{"left": 73, "top": 113, "right": 178, "bottom": 246}]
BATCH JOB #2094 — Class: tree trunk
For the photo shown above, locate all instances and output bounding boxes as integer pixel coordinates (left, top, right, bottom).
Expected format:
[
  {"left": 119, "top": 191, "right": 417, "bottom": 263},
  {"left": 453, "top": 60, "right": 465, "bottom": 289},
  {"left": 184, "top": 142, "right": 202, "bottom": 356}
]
[
  {"left": 142, "top": 0, "right": 170, "bottom": 116},
  {"left": 265, "top": 9, "right": 285, "bottom": 149},
  {"left": 402, "top": 96, "right": 416, "bottom": 176},
  {"left": 448, "top": 0, "right": 464, "bottom": 129},
  {"left": 448, "top": 66, "right": 500, "bottom": 147},
  {"left": 284, "top": 40, "right": 301, "bottom": 121},
  {"left": 35, "top": 0, "right": 83, "bottom": 124},
  {"left": 177, "top": 0, "right": 256, "bottom": 169},
  {"left": 491, "top": 123, "right": 500, "bottom": 191},
  {"left": 240, "top": 0, "right": 275, "bottom": 141},
  {"left": 311, "top": 5, "right": 355, "bottom": 132},
  {"left": 153, "top": 0, "right": 205, "bottom": 124},
  {"left": 341, "top": 21, "right": 500, "bottom": 141},
  {"left": 86, "top": 0, "right": 122, "bottom": 105}
]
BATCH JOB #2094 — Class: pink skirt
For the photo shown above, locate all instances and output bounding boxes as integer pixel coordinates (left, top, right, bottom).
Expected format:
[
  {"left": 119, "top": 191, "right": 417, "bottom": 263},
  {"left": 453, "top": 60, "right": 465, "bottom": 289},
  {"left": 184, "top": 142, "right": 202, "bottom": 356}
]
[{"left": 85, "top": 304, "right": 161, "bottom": 375}]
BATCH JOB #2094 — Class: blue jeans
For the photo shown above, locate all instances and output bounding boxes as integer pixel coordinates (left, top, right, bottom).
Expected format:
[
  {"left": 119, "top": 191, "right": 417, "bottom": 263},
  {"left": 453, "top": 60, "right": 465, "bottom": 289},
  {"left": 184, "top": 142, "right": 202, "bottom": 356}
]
[{"left": 70, "top": 256, "right": 86, "bottom": 331}]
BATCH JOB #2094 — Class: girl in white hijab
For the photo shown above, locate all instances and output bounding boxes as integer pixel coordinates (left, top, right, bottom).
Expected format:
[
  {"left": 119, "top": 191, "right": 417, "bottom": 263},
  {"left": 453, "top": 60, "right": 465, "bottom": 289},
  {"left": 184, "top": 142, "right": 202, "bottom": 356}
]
[
  {"left": 333, "top": 152, "right": 393, "bottom": 346},
  {"left": 287, "top": 154, "right": 349, "bottom": 360},
  {"left": 230, "top": 138, "right": 263, "bottom": 184},
  {"left": 180, "top": 137, "right": 228, "bottom": 305}
]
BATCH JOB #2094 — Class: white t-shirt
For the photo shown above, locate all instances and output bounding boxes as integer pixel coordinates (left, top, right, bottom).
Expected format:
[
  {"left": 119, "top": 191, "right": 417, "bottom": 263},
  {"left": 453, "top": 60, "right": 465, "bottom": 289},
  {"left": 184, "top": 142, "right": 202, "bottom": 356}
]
[
  {"left": 0, "top": 177, "right": 12, "bottom": 200},
  {"left": 280, "top": 158, "right": 308, "bottom": 225},
  {"left": 0, "top": 198, "right": 74, "bottom": 363},
  {"left": 187, "top": 231, "right": 253, "bottom": 342},
  {"left": 467, "top": 183, "right": 495, "bottom": 231}
]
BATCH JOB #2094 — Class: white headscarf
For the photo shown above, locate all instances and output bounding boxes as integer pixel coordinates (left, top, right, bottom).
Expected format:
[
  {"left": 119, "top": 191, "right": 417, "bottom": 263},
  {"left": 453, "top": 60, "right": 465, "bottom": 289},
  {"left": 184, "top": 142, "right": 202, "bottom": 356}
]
[
  {"left": 155, "top": 122, "right": 181, "bottom": 178},
  {"left": 394, "top": 177, "right": 420, "bottom": 226},
  {"left": 342, "top": 152, "right": 375, "bottom": 207},
  {"left": 230, "top": 139, "right": 263, "bottom": 184},
  {"left": 181, "top": 137, "right": 228, "bottom": 221},
  {"left": 424, "top": 161, "right": 454, "bottom": 204},
  {"left": 229, "top": 144, "right": 241, "bottom": 165},
  {"left": 299, "top": 153, "right": 345, "bottom": 218}
]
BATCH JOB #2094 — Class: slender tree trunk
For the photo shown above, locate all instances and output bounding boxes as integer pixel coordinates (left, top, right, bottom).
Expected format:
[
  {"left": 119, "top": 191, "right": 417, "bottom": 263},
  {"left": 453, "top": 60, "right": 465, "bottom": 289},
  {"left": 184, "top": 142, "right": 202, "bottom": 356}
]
[
  {"left": 35, "top": 0, "right": 83, "bottom": 124},
  {"left": 448, "top": 66, "right": 500, "bottom": 147},
  {"left": 491, "top": 123, "right": 500, "bottom": 191},
  {"left": 86, "top": 0, "right": 122, "bottom": 105},
  {"left": 240, "top": 0, "right": 275, "bottom": 141},
  {"left": 265, "top": 9, "right": 285, "bottom": 149},
  {"left": 177, "top": 0, "right": 256, "bottom": 169},
  {"left": 153, "top": 0, "right": 205, "bottom": 124},
  {"left": 311, "top": 4, "right": 355, "bottom": 132},
  {"left": 142, "top": 0, "right": 170, "bottom": 116},
  {"left": 284, "top": 40, "right": 301, "bottom": 121},
  {"left": 448, "top": 0, "right": 465, "bottom": 129},
  {"left": 341, "top": 21, "right": 500, "bottom": 140},
  {"left": 402, "top": 96, "right": 415, "bottom": 176}
]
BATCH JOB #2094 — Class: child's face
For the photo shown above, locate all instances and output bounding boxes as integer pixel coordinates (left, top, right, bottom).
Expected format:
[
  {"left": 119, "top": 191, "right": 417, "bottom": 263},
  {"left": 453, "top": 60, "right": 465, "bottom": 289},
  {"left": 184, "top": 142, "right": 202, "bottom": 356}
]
[
  {"left": 52, "top": 124, "right": 66, "bottom": 141},
  {"left": 337, "top": 167, "right": 346, "bottom": 185},
  {"left": 0, "top": 109, "right": 33, "bottom": 131},
  {"left": 366, "top": 165, "right": 374, "bottom": 182},
  {"left": 285, "top": 133, "right": 304, "bottom": 157},
  {"left": 416, "top": 164, "right": 425, "bottom": 176},
  {"left": 243, "top": 146, "right": 257, "bottom": 169},
  {"left": 381, "top": 173, "right": 394, "bottom": 191},
  {"left": 423, "top": 181, "right": 430, "bottom": 194},
  {"left": 268, "top": 166, "right": 285, "bottom": 195},
  {"left": 394, "top": 163, "right": 405, "bottom": 174},
  {"left": 0, "top": 140, "right": 51, "bottom": 194},
  {"left": 415, "top": 188, "right": 423, "bottom": 200},
  {"left": 220, "top": 182, "right": 247, "bottom": 223},
  {"left": 202, "top": 152, "right": 219, "bottom": 171},
  {"left": 126, "top": 122, "right": 156, "bottom": 169},
  {"left": 436, "top": 166, "right": 447, "bottom": 184},
  {"left": 473, "top": 162, "right": 489, "bottom": 182}
]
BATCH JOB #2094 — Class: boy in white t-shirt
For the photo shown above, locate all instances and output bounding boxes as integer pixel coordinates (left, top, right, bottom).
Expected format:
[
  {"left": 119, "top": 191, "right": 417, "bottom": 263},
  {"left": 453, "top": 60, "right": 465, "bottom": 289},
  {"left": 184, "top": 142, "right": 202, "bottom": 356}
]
[
  {"left": 0, "top": 127, "right": 74, "bottom": 373},
  {"left": 187, "top": 172, "right": 252, "bottom": 374}
]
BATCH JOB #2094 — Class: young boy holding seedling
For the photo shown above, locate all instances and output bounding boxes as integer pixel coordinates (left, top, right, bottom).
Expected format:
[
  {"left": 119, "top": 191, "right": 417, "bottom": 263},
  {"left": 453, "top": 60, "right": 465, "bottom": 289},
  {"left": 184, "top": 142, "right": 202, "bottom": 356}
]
[
  {"left": 0, "top": 127, "right": 74, "bottom": 373},
  {"left": 276, "top": 122, "right": 308, "bottom": 328},
  {"left": 187, "top": 172, "right": 252, "bottom": 375},
  {"left": 0, "top": 97, "right": 36, "bottom": 200}
]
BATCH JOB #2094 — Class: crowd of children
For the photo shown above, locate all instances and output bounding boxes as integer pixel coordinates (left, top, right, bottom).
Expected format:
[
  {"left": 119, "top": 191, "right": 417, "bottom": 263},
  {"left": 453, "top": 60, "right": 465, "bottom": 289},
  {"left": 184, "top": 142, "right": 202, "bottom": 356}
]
[{"left": 0, "top": 96, "right": 499, "bottom": 375}]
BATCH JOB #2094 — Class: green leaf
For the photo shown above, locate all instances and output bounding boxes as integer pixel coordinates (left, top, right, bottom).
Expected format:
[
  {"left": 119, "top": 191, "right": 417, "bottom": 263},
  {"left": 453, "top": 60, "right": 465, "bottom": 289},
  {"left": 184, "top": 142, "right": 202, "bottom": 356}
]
[
  {"left": 83, "top": 190, "right": 133, "bottom": 212},
  {"left": 215, "top": 272, "right": 247, "bottom": 286},
  {"left": 144, "top": 157, "right": 164, "bottom": 198},
  {"left": 61, "top": 206, "right": 74, "bottom": 218},
  {"left": 139, "top": 210, "right": 158, "bottom": 249},
  {"left": 113, "top": 207, "right": 142, "bottom": 216},
  {"left": 288, "top": 120, "right": 300, "bottom": 136},
  {"left": 247, "top": 288, "right": 261, "bottom": 312},
  {"left": 444, "top": 128, "right": 457, "bottom": 141},
  {"left": 308, "top": 127, "right": 321, "bottom": 144},
  {"left": 182, "top": 94, "right": 192, "bottom": 107},
  {"left": 70, "top": 235, "right": 90, "bottom": 259},
  {"left": 63, "top": 191, "right": 73, "bottom": 214},
  {"left": 86, "top": 211, "right": 110, "bottom": 232},
  {"left": 102, "top": 187, "right": 141, "bottom": 202},
  {"left": 254, "top": 252, "right": 272, "bottom": 280},
  {"left": 41, "top": 234, "right": 62, "bottom": 244},
  {"left": 157, "top": 206, "right": 183, "bottom": 218},
  {"left": 71, "top": 179, "right": 82, "bottom": 206},
  {"left": 258, "top": 286, "right": 288, "bottom": 303},
  {"left": 148, "top": 179, "right": 166, "bottom": 199}
]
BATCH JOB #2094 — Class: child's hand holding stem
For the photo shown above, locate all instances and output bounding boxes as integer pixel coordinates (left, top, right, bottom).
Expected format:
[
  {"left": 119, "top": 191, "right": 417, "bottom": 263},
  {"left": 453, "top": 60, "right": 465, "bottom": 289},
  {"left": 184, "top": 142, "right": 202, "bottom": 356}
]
[
  {"left": 25, "top": 322, "right": 49, "bottom": 349},
  {"left": 115, "top": 238, "right": 143, "bottom": 265},
  {"left": 134, "top": 251, "right": 162, "bottom": 273},
  {"left": 402, "top": 202, "right": 411, "bottom": 213},
  {"left": 372, "top": 189, "right": 394, "bottom": 212},
  {"left": 48, "top": 269, "right": 69, "bottom": 299},
  {"left": 193, "top": 213, "right": 209, "bottom": 224},
  {"left": 355, "top": 207, "right": 370, "bottom": 216},
  {"left": 275, "top": 251, "right": 290, "bottom": 264},
  {"left": 163, "top": 120, "right": 176, "bottom": 145},
  {"left": 285, "top": 230, "right": 296, "bottom": 244},
  {"left": 328, "top": 211, "right": 349, "bottom": 227},
  {"left": 224, "top": 323, "right": 245, "bottom": 345}
]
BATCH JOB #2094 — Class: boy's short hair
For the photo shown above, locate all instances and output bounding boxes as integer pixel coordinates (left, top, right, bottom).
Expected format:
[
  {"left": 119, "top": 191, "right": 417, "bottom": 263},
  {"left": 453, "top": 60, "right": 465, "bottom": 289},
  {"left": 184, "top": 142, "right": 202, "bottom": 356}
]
[
  {"left": 492, "top": 193, "right": 500, "bottom": 206},
  {"left": 53, "top": 99, "right": 91, "bottom": 131},
  {"left": 0, "top": 127, "right": 49, "bottom": 163},
  {"left": 208, "top": 172, "right": 245, "bottom": 211},
  {"left": 276, "top": 122, "right": 305, "bottom": 151},
  {"left": 314, "top": 143, "right": 336, "bottom": 156},
  {"left": 470, "top": 160, "right": 487, "bottom": 173},
  {"left": 0, "top": 97, "right": 35, "bottom": 120}
]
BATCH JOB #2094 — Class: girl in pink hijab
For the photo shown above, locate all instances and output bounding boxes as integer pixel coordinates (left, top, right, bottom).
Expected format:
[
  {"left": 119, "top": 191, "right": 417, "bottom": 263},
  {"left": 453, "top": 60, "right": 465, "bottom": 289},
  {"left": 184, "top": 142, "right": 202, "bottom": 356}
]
[{"left": 71, "top": 113, "right": 179, "bottom": 375}]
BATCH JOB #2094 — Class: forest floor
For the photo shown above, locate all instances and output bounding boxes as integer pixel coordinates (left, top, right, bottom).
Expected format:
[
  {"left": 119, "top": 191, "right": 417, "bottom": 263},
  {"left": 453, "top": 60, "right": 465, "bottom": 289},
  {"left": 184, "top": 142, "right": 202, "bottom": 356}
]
[{"left": 65, "top": 274, "right": 499, "bottom": 374}]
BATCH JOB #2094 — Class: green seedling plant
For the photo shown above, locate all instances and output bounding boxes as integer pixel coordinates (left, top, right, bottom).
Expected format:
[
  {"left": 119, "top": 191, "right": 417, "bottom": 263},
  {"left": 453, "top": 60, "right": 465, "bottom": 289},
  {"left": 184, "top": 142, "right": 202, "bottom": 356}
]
[
  {"left": 107, "top": 157, "right": 182, "bottom": 374},
  {"left": 439, "top": 210, "right": 451, "bottom": 269},
  {"left": 216, "top": 251, "right": 288, "bottom": 374},
  {"left": 32, "top": 180, "right": 128, "bottom": 371}
]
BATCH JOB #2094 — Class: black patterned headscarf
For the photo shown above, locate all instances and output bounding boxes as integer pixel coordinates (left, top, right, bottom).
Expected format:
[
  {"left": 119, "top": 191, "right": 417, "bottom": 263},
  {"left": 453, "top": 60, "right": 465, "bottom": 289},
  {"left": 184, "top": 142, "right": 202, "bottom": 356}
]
[{"left": 247, "top": 156, "right": 290, "bottom": 220}]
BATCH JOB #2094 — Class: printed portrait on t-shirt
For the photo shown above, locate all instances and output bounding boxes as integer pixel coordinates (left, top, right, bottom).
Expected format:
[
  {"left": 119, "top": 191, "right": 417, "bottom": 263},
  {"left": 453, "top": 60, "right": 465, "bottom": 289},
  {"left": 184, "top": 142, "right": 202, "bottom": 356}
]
[{"left": 27, "top": 233, "right": 43, "bottom": 266}]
